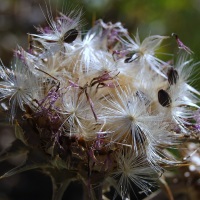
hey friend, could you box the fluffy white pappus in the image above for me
[116,58,138,77]
[133,68,167,106]
[35,53,72,83]
[173,54,200,99]
[99,86,161,152]
[0,60,41,121]
[162,55,200,132]
[28,7,82,60]
[30,9,82,43]
[64,32,105,74]
[146,143,180,173]
[80,120,114,142]
[15,46,70,84]
[85,51,118,77]
[148,120,181,146]
[120,32,169,77]
[58,86,96,135]
[142,120,183,172]
[112,148,156,198]
[164,86,197,133]
[15,46,44,71]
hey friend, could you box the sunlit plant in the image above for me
[0,5,199,200]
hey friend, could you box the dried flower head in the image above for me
[0,5,200,200]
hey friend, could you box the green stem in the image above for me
[82,181,103,200]
[52,179,72,200]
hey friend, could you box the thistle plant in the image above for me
[0,6,200,200]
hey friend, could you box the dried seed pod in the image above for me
[158,89,171,107]
[64,29,78,43]
[167,67,179,85]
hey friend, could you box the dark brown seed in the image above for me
[64,29,78,43]
[167,67,179,85]
[158,89,171,107]
[124,56,133,63]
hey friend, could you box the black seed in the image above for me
[158,89,171,107]
[124,57,133,63]
[167,67,179,85]
[64,29,78,43]
[46,39,57,43]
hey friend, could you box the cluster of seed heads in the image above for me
[0,7,199,200]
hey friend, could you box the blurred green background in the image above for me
[1,0,200,66]
[0,0,200,199]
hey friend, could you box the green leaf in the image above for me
[14,122,27,145]
[0,148,50,179]
[0,139,28,162]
